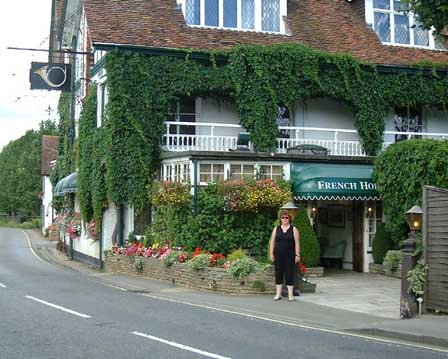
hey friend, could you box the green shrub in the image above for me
[155,184,278,256]
[44,227,49,238]
[407,259,427,297]
[227,257,259,278]
[134,256,145,272]
[227,248,247,262]
[128,231,137,244]
[294,207,320,267]
[372,223,393,264]
[374,139,448,244]
[163,251,182,268]
[383,250,402,272]
[187,254,212,271]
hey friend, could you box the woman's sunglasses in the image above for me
[281,216,289,219]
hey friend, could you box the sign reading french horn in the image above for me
[30,62,71,91]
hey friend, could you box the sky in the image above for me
[0,1,60,151]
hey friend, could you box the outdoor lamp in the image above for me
[281,201,299,222]
[405,205,423,231]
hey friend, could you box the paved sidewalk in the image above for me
[26,229,448,350]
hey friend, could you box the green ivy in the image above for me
[63,44,448,232]
[51,92,74,212]
[374,139,448,243]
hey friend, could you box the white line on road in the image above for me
[0,283,7,288]
[26,296,91,319]
[100,282,128,291]
[132,331,232,359]
[22,231,46,264]
[139,293,448,354]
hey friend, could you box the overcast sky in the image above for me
[0,0,60,151]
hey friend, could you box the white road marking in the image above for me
[132,331,232,359]
[22,231,46,264]
[101,282,128,291]
[0,283,7,288]
[26,296,91,319]
[139,293,448,354]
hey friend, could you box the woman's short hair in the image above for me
[279,209,290,221]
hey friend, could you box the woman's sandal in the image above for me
[273,296,282,301]
[288,297,295,302]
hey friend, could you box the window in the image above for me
[200,164,224,183]
[184,0,285,33]
[259,165,283,180]
[394,107,422,142]
[162,162,190,182]
[167,97,196,135]
[372,0,446,50]
[97,83,108,128]
[276,105,290,139]
[230,164,254,180]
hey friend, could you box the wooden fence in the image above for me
[423,186,448,313]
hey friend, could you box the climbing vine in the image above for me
[51,92,75,212]
[70,44,448,221]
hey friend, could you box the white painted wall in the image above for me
[294,98,358,141]
[72,198,100,259]
[42,176,54,233]
[384,106,448,144]
[196,97,241,136]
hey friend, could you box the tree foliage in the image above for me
[374,139,448,243]
[0,121,57,217]
[401,0,448,37]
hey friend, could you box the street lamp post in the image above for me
[400,205,423,319]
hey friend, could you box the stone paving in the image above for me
[299,269,401,319]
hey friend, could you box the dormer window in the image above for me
[183,0,287,34]
[368,0,446,50]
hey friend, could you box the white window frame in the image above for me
[366,0,445,50]
[96,79,108,128]
[181,0,287,34]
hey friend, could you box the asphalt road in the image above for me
[0,228,446,359]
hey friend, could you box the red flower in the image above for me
[210,253,225,265]
[299,262,307,274]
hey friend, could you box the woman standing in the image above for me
[269,209,300,301]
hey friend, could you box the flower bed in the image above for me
[104,252,316,294]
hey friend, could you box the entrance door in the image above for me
[352,201,364,272]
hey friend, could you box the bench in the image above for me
[287,144,329,155]
[321,240,347,269]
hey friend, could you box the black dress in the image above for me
[274,225,296,286]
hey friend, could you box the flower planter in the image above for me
[105,253,317,294]
[49,230,59,242]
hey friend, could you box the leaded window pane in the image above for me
[394,14,410,44]
[223,0,237,28]
[374,12,390,42]
[435,38,448,50]
[185,0,200,25]
[241,0,255,29]
[373,0,390,10]
[414,20,429,47]
[205,0,219,27]
[393,0,406,12]
[262,0,280,32]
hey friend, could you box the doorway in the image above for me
[352,201,364,272]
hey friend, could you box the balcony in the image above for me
[162,121,448,157]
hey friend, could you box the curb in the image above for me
[348,328,448,349]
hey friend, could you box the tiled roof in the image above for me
[41,135,59,176]
[83,0,448,66]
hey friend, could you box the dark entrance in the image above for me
[352,201,364,272]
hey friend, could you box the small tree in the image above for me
[372,223,393,264]
[294,207,320,267]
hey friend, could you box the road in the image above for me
[0,227,446,359]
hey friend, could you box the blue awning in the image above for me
[54,172,77,196]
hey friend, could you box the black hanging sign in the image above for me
[30,62,71,91]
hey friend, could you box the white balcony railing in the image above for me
[162,121,448,157]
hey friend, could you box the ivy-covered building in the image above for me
[51,0,448,271]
